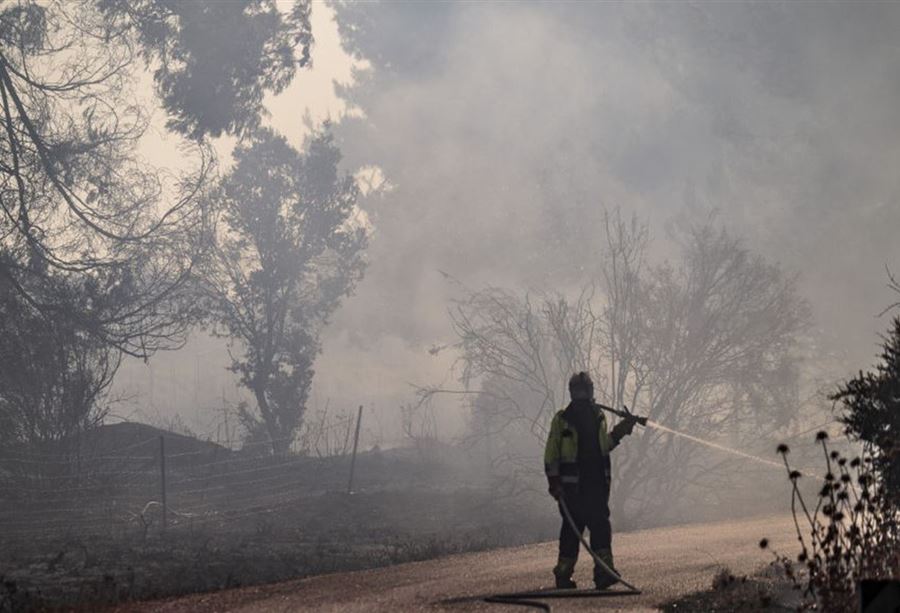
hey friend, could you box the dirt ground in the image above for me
[106,514,798,612]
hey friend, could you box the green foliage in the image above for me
[0,253,118,444]
[831,317,900,500]
[0,0,327,452]
[208,128,367,454]
[0,0,213,357]
[0,3,47,52]
[100,0,313,139]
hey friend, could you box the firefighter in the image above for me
[544,371,637,590]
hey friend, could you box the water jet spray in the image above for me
[598,403,814,476]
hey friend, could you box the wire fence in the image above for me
[0,423,415,547]
[0,413,853,552]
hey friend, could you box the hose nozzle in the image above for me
[597,403,648,426]
[630,414,649,427]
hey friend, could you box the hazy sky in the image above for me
[118,2,900,447]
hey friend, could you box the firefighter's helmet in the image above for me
[568,371,593,399]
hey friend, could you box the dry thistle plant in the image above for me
[761,432,899,611]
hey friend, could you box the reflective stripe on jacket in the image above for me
[544,402,616,484]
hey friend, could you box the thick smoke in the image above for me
[330,1,900,367]
[121,2,900,445]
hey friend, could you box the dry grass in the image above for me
[0,487,553,612]
[661,565,797,612]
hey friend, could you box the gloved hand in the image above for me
[611,417,636,443]
[548,476,563,500]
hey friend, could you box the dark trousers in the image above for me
[558,483,611,564]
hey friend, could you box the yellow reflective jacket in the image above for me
[544,402,617,484]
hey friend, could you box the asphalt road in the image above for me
[120,514,797,612]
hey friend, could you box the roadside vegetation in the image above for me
[760,310,900,611]
[661,565,799,612]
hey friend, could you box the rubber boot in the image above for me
[593,549,619,590]
[553,557,577,589]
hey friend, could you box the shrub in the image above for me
[763,435,899,611]
[831,316,900,502]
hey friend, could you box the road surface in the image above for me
[118,514,797,612]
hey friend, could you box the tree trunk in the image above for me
[253,385,284,455]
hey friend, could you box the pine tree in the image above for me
[832,316,900,499]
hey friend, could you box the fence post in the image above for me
[159,435,167,533]
[347,405,363,494]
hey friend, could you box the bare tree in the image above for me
[206,128,367,455]
[451,210,809,524]
[400,396,441,463]
[296,402,358,458]
[609,220,808,523]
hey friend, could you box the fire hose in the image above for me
[481,495,642,610]
[481,406,646,610]
[558,496,641,593]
